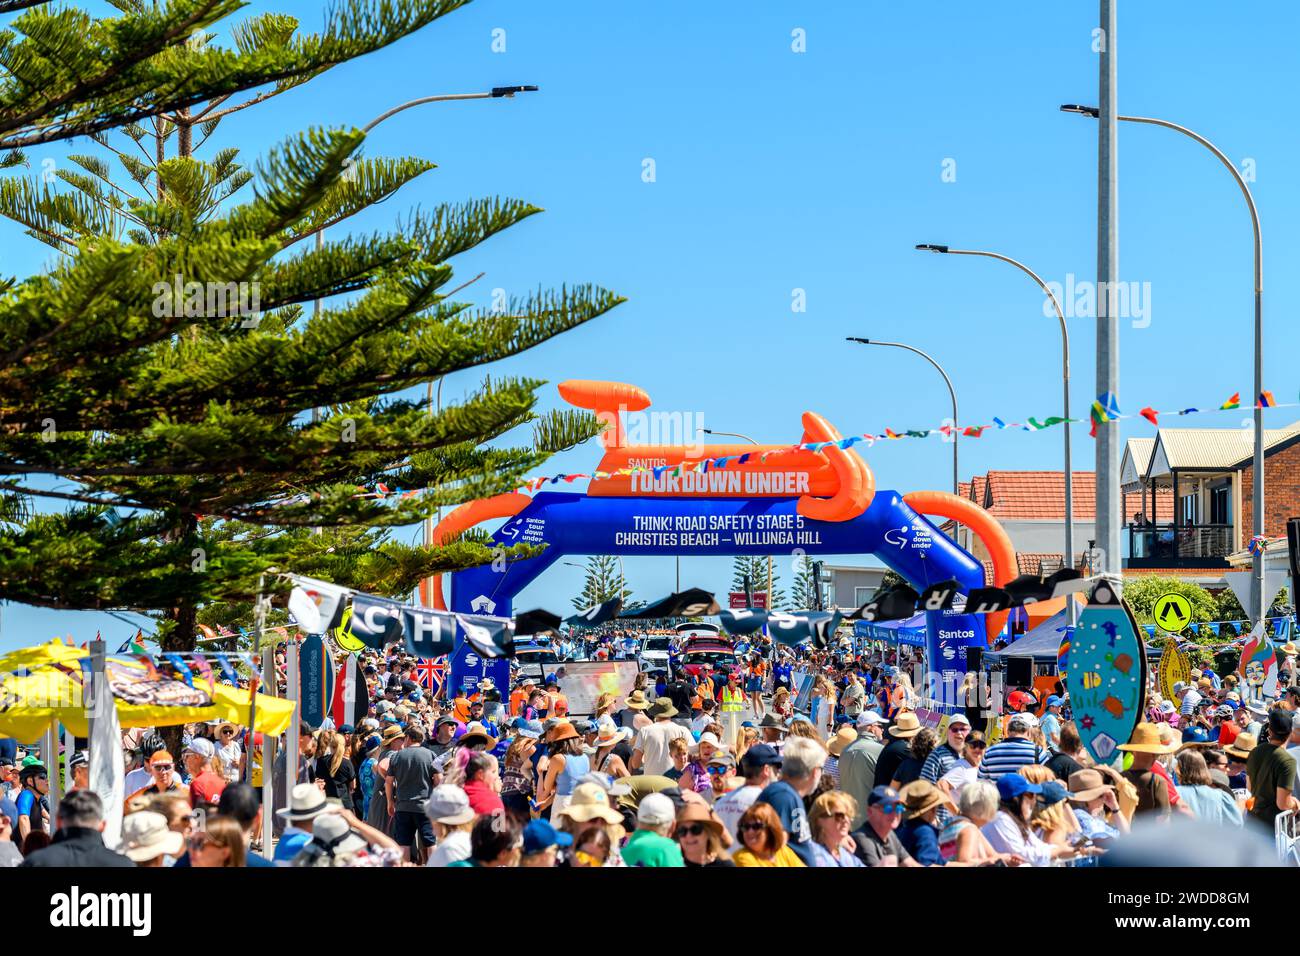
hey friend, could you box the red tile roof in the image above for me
[969,476,988,507]
[982,471,1096,521]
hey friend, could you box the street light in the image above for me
[846,337,959,496]
[1062,103,1265,622]
[916,244,1077,621]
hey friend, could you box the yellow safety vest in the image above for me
[720,686,745,713]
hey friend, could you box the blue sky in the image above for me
[3,1,1299,650]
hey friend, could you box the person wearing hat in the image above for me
[1040,696,1066,753]
[837,712,886,829]
[1225,732,1256,791]
[1117,723,1180,817]
[629,697,692,777]
[553,779,627,864]
[713,743,781,843]
[976,712,1050,782]
[621,792,684,867]
[894,780,951,866]
[1244,708,1298,827]
[273,782,337,864]
[703,750,739,806]
[424,714,459,764]
[873,711,922,789]
[981,774,1074,867]
[66,751,89,793]
[591,721,631,779]
[673,801,734,867]
[459,721,499,752]
[119,809,186,867]
[520,818,572,867]
[536,720,589,816]
[847,785,919,867]
[824,725,857,787]
[618,688,652,731]
[424,784,477,867]
[920,713,972,787]
[756,712,789,753]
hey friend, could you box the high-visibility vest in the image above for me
[720,686,745,713]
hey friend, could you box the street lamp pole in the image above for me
[916,245,1076,622]
[846,338,959,496]
[1062,103,1265,622]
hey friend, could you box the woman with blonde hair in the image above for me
[786,717,823,744]
[808,790,864,867]
[938,780,1014,865]
[592,692,617,722]
[315,731,356,812]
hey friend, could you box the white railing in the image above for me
[1274,809,1299,864]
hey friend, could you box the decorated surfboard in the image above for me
[329,653,368,728]
[1056,630,1071,693]
[1156,637,1191,703]
[1238,621,1277,705]
[1067,581,1147,765]
[299,634,336,729]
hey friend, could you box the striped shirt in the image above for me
[920,743,962,783]
[977,737,1050,780]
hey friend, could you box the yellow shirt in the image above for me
[733,845,807,868]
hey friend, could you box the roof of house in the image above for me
[969,475,988,507]
[957,480,971,500]
[1147,420,1300,474]
[981,471,1097,521]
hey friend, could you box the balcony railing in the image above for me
[1127,523,1234,568]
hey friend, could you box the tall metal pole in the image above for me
[846,338,959,496]
[702,429,768,604]
[915,247,1076,622]
[1096,0,1122,587]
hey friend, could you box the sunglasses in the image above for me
[739,822,766,832]
[875,802,905,815]
[675,823,708,838]
[705,765,731,775]
[221,729,235,735]
[151,764,173,772]
[187,833,210,852]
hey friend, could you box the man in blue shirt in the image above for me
[757,736,825,866]
[1040,696,1065,754]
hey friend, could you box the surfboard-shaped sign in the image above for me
[1157,637,1191,702]
[330,653,368,728]
[299,634,336,729]
[1067,581,1147,765]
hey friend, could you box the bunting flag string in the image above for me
[1140,617,1295,642]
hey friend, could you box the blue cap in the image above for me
[1039,781,1069,805]
[1045,695,1065,708]
[338,724,355,735]
[1182,726,1211,745]
[522,819,572,855]
[544,674,558,686]
[867,785,902,809]
[517,720,543,740]
[740,721,755,729]
[739,744,782,771]
[997,775,1043,801]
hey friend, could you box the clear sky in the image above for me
[3,0,1299,651]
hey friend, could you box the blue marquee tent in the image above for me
[854,614,926,649]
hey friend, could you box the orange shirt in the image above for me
[509,688,529,717]
[549,692,569,717]
[452,695,472,723]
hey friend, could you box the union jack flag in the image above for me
[414,657,446,694]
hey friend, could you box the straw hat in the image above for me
[1116,722,1180,755]
[594,692,617,714]
[898,780,947,819]
[1066,768,1115,803]
[888,711,923,739]
[380,724,404,744]
[623,690,650,710]
[827,726,859,757]
[674,801,733,849]
[275,783,335,822]
[1225,733,1257,761]
[593,724,630,749]
[459,721,498,749]
[555,782,622,824]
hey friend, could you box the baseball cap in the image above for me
[946,713,971,728]
[68,751,88,770]
[1173,681,1189,695]
[867,785,901,808]
[522,819,572,856]
[707,751,737,769]
[1045,695,1065,708]
[183,738,215,759]
[1007,713,1034,732]
[637,793,676,827]
[856,711,887,729]
[1267,708,1293,740]
[997,775,1042,801]
[739,744,782,773]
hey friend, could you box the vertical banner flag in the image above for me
[288,575,349,635]
[1238,621,1278,705]
[330,654,367,728]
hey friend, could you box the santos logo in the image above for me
[50,887,152,936]
[938,629,976,642]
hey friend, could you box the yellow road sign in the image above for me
[331,605,368,653]
[1153,592,1192,633]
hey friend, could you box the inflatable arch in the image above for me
[423,381,1016,709]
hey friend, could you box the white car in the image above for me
[637,635,672,674]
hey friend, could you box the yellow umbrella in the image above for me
[0,638,87,676]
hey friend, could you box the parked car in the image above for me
[679,637,740,679]
[637,635,672,674]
